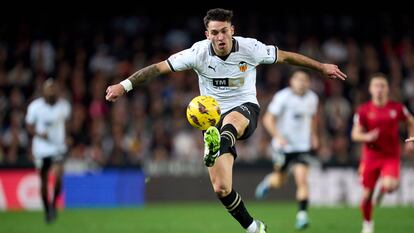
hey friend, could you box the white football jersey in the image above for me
[167,36,277,113]
[25,98,71,158]
[267,87,318,153]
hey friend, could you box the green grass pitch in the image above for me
[1,202,413,233]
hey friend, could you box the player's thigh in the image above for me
[208,154,234,192]
[380,158,400,191]
[222,111,249,138]
[220,103,259,140]
[293,163,309,187]
[359,160,381,190]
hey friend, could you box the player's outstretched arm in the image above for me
[276,50,347,80]
[105,61,172,102]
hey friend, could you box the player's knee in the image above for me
[213,184,232,197]
[271,179,283,189]
[382,178,399,193]
[362,188,374,200]
[382,184,398,193]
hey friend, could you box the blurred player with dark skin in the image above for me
[106,8,346,233]
[26,79,71,223]
[351,73,414,233]
[255,70,319,230]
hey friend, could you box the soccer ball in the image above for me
[186,95,221,130]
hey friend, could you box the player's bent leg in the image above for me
[381,176,399,193]
[221,111,249,138]
[209,154,265,232]
[375,158,400,205]
[374,176,399,207]
[269,169,287,188]
[204,111,249,167]
[293,164,309,230]
[255,171,286,199]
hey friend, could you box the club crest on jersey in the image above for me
[390,109,397,119]
[238,61,247,72]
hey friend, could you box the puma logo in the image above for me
[208,65,216,72]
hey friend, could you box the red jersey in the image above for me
[355,100,409,159]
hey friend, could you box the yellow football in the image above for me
[186,95,221,130]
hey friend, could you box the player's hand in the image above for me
[311,136,320,150]
[365,128,380,142]
[404,140,414,153]
[105,84,126,102]
[37,132,48,140]
[321,64,347,81]
[405,136,414,143]
[274,135,288,148]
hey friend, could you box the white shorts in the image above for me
[34,154,65,169]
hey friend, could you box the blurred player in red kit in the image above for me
[351,73,414,233]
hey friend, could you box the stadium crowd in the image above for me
[0,12,413,171]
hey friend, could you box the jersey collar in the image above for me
[209,38,239,60]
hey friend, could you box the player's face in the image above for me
[369,77,389,102]
[290,71,310,95]
[205,21,234,56]
[43,83,58,105]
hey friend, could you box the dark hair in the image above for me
[203,8,233,29]
[289,68,311,79]
[369,72,389,84]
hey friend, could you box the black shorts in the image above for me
[215,102,260,158]
[272,150,312,173]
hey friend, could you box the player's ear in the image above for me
[205,30,209,39]
[231,25,235,36]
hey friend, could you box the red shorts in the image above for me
[359,157,400,190]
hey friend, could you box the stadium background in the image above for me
[0,6,414,233]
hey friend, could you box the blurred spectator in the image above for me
[7,60,32,87]
[89,44,116,75]
[324,80,352,135]
[30,37,55,74]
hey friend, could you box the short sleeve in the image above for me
[267,92,284,116]
[25,102,36,125]
[252,39,277,65]
[167,47,197,72]
[354,106,366,127]
[64,100,72,120]
[399,104,411,121]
